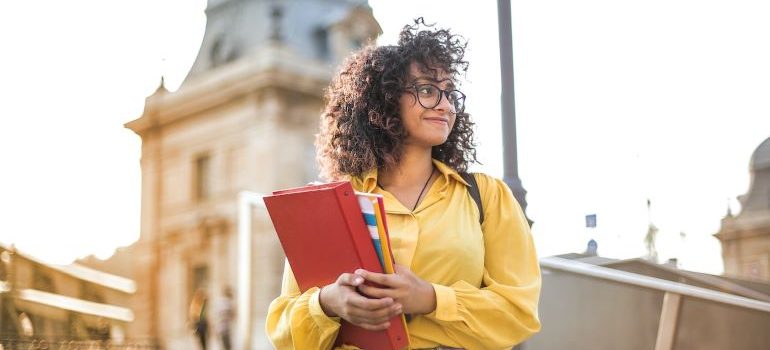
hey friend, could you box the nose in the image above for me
[433,90,455,114]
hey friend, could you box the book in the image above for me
[356,194,396,273]
[264,181,409,350]
[366,194,409,333]
[357,194,385,268]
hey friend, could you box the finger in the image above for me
[343,295,400,321]
[357,284,398,299]
[347,309,393,325]
[348,304,401,324]
[347,293,394,311]
[336,273,364,287]
[355,269,398,287]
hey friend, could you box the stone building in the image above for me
[0,244,137,346]
[123,1,380,348]
[716,136,770,281]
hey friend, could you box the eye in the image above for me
[416,85,437,96]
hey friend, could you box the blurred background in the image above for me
[1,0,769,349]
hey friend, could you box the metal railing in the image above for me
[0,338,159,350]
[540,256,770,350]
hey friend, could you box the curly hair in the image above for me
[316,18,477,181]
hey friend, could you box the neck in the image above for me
[378,145,434,189]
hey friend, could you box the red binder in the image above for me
[264,181,409,350]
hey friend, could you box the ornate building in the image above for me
[716,137,770,281]
[1,244,138,347]
[123,1,380,349]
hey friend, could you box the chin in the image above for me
[430,136,450,146]
[406,132,451,147]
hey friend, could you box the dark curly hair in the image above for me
[316,18,477,181]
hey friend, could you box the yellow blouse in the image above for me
[266,160,541,349]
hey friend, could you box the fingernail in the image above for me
[355,269,365,276]
[354,277,363,284]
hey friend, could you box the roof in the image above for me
[182,0,380,86]
[750,136,770,171]
[731,136,770,215]
[0,244,136,294]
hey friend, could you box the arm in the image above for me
[265,262,342,350]
[266,261,403,349]
[428,175,541,348]
[357,175,541,349]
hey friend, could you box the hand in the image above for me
[319,273,403,331]
[354,264,437,315]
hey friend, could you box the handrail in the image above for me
[15,288,134,322]
[540,256,770,313]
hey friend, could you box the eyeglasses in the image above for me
[405,83,466,114]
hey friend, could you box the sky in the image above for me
[2,0,769,275]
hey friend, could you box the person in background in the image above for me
[266,18,541,349]
[216,286,235,350]
[189,288,209,350]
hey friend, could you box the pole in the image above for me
[498,0,532,226]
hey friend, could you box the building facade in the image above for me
[123,1,380,348]
[1,244,139,347]
[716,137,770,281]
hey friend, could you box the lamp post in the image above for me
[498,0,532,226]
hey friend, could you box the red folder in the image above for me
[264,181,409,350]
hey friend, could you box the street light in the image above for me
[498,0,533,227]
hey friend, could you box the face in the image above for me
[399,62,458,148]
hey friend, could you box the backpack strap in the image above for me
[460,172,484,225]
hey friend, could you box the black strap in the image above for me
[460,172,484,225]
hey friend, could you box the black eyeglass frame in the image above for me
[404,83,466,114]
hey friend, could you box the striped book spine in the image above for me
[357,194,384,268]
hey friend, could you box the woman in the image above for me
[267,19,541,349]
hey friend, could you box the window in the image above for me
[314,28,330,60]
[32,267,55,293]
[192,265,209,292]
[194,154,212,201]
[80,280,105,303]
[350,37,363,51]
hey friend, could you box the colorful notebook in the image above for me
[357,194,385,268]
[264,181,409,350]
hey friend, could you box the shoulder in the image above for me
[468,172,523,212]
[468,172,510,197]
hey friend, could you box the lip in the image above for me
[424,117,449,125]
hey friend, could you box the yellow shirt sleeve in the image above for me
[423,175,542,349]
[266,261,342,350]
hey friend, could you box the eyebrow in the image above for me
[411,76,456,89]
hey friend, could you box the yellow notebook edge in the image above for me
[370,197,395,274]
[369,196,410,343]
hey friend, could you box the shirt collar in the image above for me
[432,159,470,187]
[352,159,470,192]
